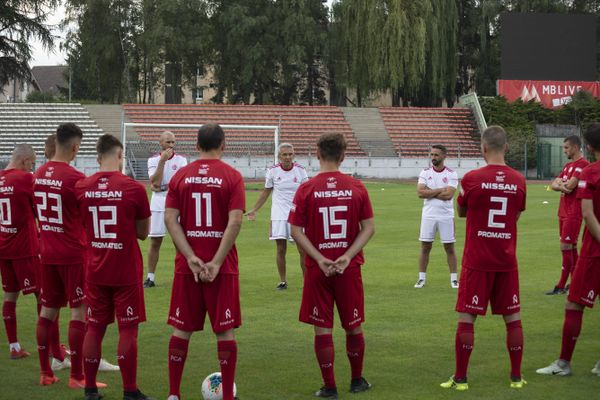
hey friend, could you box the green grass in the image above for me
[1,181,600,400]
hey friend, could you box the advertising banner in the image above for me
[497,80,600,108]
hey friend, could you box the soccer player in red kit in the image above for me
[546,135,589,295]
[33,123,105,389]
[76,134,153,400]
[288,133,375,399]
[537,123,600,377]
[165,124,244,400]
[0,144,38,359]
[441,126,527,391]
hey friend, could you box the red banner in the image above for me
[497,80,600,108]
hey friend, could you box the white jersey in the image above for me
[148,152,188,211]
[265,162,308,220]
[418,166,458,219]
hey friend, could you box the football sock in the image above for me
[454,322,474,381]
[69,320,86,380]
[168,335,189,397]
[83,324,106,389]
[147,273,155,281]
[217,340,237,400]
[419,272,426,281]
[2,301,17,345]
[571,248,579,278]
[450,273,458,282]
[506,320,524,378]
[36,316,54,376]
[36,303,42,315]
[346,333,365,380]
[117,325,139,392]
[557,249,575,288]
[559,309,583,362]
[315,334,336,388]
[50,314,63,361]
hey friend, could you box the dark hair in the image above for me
[482,125,507,152]
[564,135,582,148]
[96,134,123,156]
[583,123,600,151]
[431,144,447,154]
[197,124,224,151]
[317,132,347,162]
[56,123,83,146]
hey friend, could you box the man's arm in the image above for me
[417,183,443,199]
[333,218,375,274]
[245,188,273,219]
[291,224,335,276]
[435,186,456,201]
[582,199,600,243]
[562,176,580,193]
[135,218,150,240]
[165,207,206,282]
[204,209,243,281]
[149,149,173,192]
[551,177,566,192]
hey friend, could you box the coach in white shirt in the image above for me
[415,144,459,289]
[145,131,187,288]
[246,143,309,290]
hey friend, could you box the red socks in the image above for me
[2,301,17,344]
[118,326,139,392]
[168,336,189,397]
[36,317,54,376]
[506,320,524,378]
[83,325,106,389]
[454,322,474,380]
[560,309,584,362]
[315,334,336,388]
[558,249,578,288]
[69,320,86,380]
[50,314,63,361]
[218,340,238,400]
[346,333,365,380]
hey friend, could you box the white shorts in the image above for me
[419,217,455,244]
[149,211,166,237]
[270,220,293,241]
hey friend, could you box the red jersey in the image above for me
[165,159,245,275]
[76,171,151,286]
[557,157,589,219]
[576,161,600,257]
[33,161,86,265]
[0,169,38,259]
[288,171,374,269]
[457,165,526,272]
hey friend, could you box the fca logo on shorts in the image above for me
[76,287,83,297]
[23,279,30,287]
[472,295,479,305]
[313,307,319,316]
[225,309,231,320]
[353,308,359,318]
[175,307,180,318]
[512,294,519,304]
[126,306,134,317]
[588,290,595,300]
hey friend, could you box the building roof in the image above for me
[31,65,67,95]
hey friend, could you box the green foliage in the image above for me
[25,90,56,102]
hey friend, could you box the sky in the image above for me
[30,0,336,67]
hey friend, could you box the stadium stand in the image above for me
[379,107,481,158]
[0,103,104,158]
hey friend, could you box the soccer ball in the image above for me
[201,372,237,400]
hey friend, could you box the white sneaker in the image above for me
[167,396,180,400]
[414,279,426,288]
[98,358,120,372]
[592,360,600,376]
[451,280,459,289]
[536,359,572,376]
[51,357,71,371]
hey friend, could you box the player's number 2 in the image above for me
[0,198,11,225]
[318,206,348,240]
[488,196,508,229]
[88,206,117,239]
[192,192,213,227]
[34,192,63,224]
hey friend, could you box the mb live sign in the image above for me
[497,80,600,108]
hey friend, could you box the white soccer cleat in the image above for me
[414,279,426,288]
[592,360,600,376]
[51,357,71,371]
[98,358,120,372]
[451,280,459,289]
[536,359,572,376]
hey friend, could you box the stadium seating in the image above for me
[122,104,366,157]
[0,103,104,158]
[379,107,481,158]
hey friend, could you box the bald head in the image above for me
[159,131,176,151]
[8,144,36,172]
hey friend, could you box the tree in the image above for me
[0,0,58,90]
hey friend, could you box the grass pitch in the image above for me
[1,181,599,400]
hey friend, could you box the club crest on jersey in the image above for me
[172,164,178,170]
[442,177,448,184]
[327,177,337,189]
[198,164,210,175]
[496,171,506,182]
[45,167,54,178]
[568,166,573,173]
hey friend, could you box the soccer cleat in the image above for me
[51,356,71,371]
[143,278,155,288]
[69,377,108,389]
[440,376,468,391]
[314,386,338,399]
[451,280,459,289]
[536,359,572,376]
[40,374,60,386]
[10,348,30,359]
[545,286,566,295]
[123,389,156,400]
[99,358,120,371]
[414,279,426,288]
[166,396,179,400]
[85,390,105,400]
[350,377,372,393]
[276,281,288,290]
[591,360,600,376]
[510,377,527,389]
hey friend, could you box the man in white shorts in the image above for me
[246,143,308,290]
[415,144,459,289]
[145,131,187,288]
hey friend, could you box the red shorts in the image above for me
[0,257,40,295]
[456,268,520,315]
[40,264,85,308]
[559,217,582,244]
[85,282,146,327]
[299,266,364,330]
[568,256,600,307]
[167,273,241,334]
